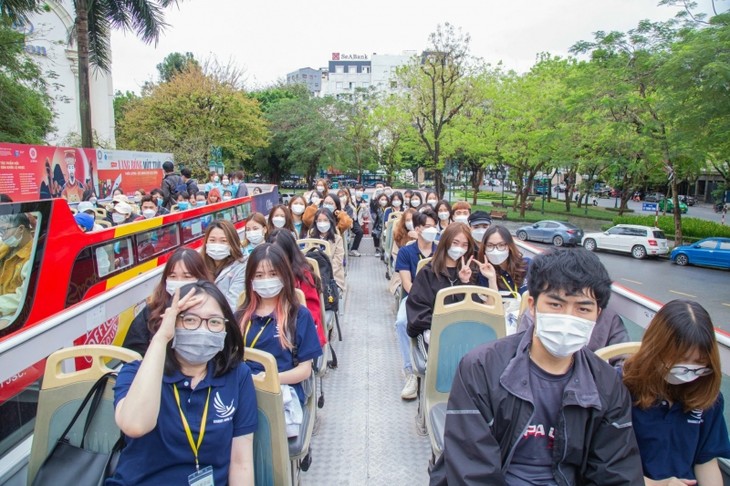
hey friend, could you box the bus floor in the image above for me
[303,237,431,485]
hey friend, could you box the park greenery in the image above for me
[1,1,729,244]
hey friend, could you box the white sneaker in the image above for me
[401,373,418,400]
[349,250,361,257]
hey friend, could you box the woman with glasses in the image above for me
[475,225,530,298]
[622,299,730,485]
[109,281,256,485]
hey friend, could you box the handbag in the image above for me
[32,372,124,486]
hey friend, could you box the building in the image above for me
[286,51,417,99]
[11,0,116,146]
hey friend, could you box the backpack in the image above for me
[163,174,185,202]
[306,247,338,312]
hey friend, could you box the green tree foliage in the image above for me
[0,18,53,143]
[367,93,415,185]
[112,90,138,135]
[116,68,268,178]
[157,51,200,83]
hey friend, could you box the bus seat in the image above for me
[287,373,316,463]
[383,215,400,278]
[93,207,108,219]
[27,345,142,486]
[425,286,505,460]
[594,342,641,361]
[96,220,112,228]
[517,291,530,320]
[246,347,293,486]
[297,238,333,258]
[416,257,432,275]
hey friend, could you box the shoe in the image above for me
[374,249,382,257]
[401,373,418,400]
[349,250,361,257]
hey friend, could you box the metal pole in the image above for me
[541,193,545,215]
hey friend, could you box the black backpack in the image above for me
[163,174,185,202]
[306,247,338,312]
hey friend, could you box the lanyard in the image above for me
[244,318,272,349]
[500,274,520,299]
[172,384,211,472]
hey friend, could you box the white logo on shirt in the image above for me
[688,409,703,425]
[214,392,235,419]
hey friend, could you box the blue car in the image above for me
[670,237,730,269]
[515,220,584,247]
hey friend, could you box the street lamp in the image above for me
[497,167,506,207]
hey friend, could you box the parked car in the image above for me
[516,220,584,247]
[644,192,665,202]
[670,237,730,269]
[678,195,696,206]
[658,198,688,214]
[581,224,669,259]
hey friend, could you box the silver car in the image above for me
[581,224,669,259]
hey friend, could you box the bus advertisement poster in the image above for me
[95,149,168,199]
[0,143,95,203]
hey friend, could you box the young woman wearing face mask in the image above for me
[308,208,346,292]
[269,229,326,347]
[301,190,325,231]
[406,223,477,343]
[242,212,268,257]
[311,193,352,234]
[435,200,452,234]
[622,300,730,485]
[409,191,423,209]
[384,191,405,222]
[266,204,296,237]
[313,179,329,198]
[424,190,439,209]
[288,195,309,238]
[172,192,190,212]
[109,281,256,486]
[403,190,413,209]
[205,171,221,193]
[338,188,364,257]
[202,220,247,310]
[372,193,390,257]
[123,249,213,356]
[207,187,222,205]
[236,244,323,406]
[476,225,530,297]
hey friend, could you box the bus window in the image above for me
[181,215,213,243]
[0,211,42,332]
[95,238,133,277]
[216,208,235,222]
[136,224,180,261]
[236,202,251,221]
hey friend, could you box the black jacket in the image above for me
[406,263,466,338]
[429,330,643,485]
[161,172,183,208]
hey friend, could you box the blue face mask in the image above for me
[177,201,189,210]
[196,201,206,207]
[156,198,163,207]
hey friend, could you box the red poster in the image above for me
[94,149,167,199]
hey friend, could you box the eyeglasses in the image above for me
[485,243,508,251]
[669,365,712,377]
[177,313,228,333]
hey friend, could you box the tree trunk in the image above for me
[76,0,93,148]
[433,142,445,198]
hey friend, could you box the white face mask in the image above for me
[222,195,232,202]
[311,196,321,206]
[379,199,388,207]
[421,227,438,242]
[142,209,156,219]
[246,229,264,245]
[252,277,284,299]
[112,213,126,224]
[316,221,331,233]
[486,248,509,265]
[213,176,220,183]
[206,243,231,260]
[411,199,421,207]
[323,203,336,213]
[291,204,305,215]
[222,179,230,186]
[165,279,191,296]
[428,200,438,208]
[405,221,414,231]
[392,200,402,208]
[454,215,469,224]
[438,211,450,221]
[272,216,286,228]
[355,190,364,199]
[472,228,487,242]
[535,312,595,358]
[448,246,467,261]
[664,364,709,385]
[316,185,325,193]
[3,230,21,248]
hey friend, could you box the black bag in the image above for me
[32,372,124,486]
[306,247,339,312]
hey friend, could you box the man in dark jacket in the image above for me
[160,161,183,208]
[430,248,643,485]
[180,168,199,197]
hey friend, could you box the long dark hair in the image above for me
[477,225,527,291]
[147,248,213,335]
[268,228,321,291]
[151,280,243,377]
[202,219,244,277]
[236,244,300,350]
[431,223,475,278]
[266,204,295,233]
[309,208,337,242]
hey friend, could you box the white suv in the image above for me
[581,224,669,259]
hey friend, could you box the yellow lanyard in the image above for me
[500,274,520,299]
[244,318,272,349]
[172,384,211,472]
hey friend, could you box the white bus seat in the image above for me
[594,341,641,361]
[96,220,112,228]
[246,347,294,486]
[27,345,142,485]
[425,286,505,460]
[93,207,108,219]
[416,257,432,275]
[297,238,333,258]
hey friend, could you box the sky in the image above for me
[109,0,716,94]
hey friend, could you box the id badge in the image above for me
[188,466,214,486]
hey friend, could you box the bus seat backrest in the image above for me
[594,342,641,361]
[27,345,142,486]
[416,257,432,275]
[297,238,333,258]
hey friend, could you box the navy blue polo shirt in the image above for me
[107,360,258,486]
[633,392,730,480]
[395,242,436,296]
[244,305,322,403]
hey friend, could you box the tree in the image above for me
[112,90,138,135]
[368,93,414,185]
[117,68,268,178]
[0,18,53,143]
[157,51,199,82]
[397,23,476,198]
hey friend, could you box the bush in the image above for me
[611,215,730,239]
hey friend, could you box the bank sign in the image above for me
[332,52,369,61]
